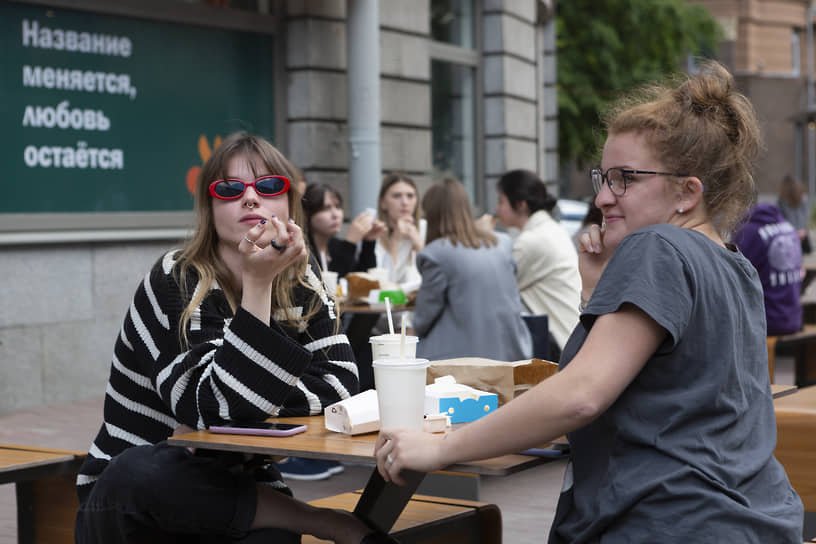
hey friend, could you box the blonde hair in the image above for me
[175,131,318,345]
[423,178,497,248]
[602,61,761,237]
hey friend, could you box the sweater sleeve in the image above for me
[328,238,357,277]
[135,255,357,428]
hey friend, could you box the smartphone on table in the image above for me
[208,422,308,437]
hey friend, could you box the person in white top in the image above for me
[374,173,426,292]
[485,169,581,355]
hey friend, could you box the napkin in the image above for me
[424,375,498,424]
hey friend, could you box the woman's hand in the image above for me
[240,217,306,281]
[238,217,307,324]
[374,428,447,485]
[577,223,615,305]
[475,213,496,232]
[346,211,387,243]
[395,217,424,252]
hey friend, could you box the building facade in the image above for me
[692,0,812,197]
[0,0,557,414]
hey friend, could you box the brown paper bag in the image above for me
[426,357,559,405]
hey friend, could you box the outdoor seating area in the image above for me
[0,396,567,544]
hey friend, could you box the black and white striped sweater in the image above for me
[77,250,358,502]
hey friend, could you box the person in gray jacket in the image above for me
[413,178,532,361]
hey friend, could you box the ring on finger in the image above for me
[268,239,287,253]
[244,235,256,245]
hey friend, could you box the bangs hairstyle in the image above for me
[175,131,317,345]
[302,183,343,245]
[423,178,497,248]
[602,60,761,237]
[378,173,421,228]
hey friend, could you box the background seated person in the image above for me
[413,178,532,361]
[733,202,803,336]
[302,183,385,279]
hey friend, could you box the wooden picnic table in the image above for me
[169,415,563,533]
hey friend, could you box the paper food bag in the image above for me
[324,390,380,435]
[427,357,558,405]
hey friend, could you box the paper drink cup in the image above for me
[322,271,338,296]
[373,357,429,430]
[369,334,418,361]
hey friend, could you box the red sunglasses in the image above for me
[209,175,290,200]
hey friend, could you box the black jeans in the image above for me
[75,442,300,544]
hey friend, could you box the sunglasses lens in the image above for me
[213,180,246,199]
[255,176,287,196]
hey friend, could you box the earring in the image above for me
[678,207,684,214]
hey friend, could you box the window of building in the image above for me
[792,29,801,76]
[429,0,482,207]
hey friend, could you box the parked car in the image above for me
[555,198,590,237]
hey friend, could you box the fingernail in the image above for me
[260,219,266,225]
[288,218,294,223]
[594,245,601,252]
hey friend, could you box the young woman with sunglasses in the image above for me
[374,62,803,542]
[75,132,393,544]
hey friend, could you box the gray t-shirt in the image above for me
[550,224,803,543]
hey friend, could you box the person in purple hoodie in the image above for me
[734,202,803,335]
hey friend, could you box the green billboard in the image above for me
[0,2,276,215]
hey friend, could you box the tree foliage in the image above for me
[557,0,722,166]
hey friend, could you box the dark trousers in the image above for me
[75,442,300,544]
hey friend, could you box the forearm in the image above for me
[438,369,596,466]
[241,279,273,326]
[439,307,662,466]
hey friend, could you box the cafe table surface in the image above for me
[168,415,564,533]
[167,415,557,476]
[772,383,798,399]
[337,300,414,315]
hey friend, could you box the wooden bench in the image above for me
[769,324,816,385]
[774,386,816,540]
[304,490,501,544]
[0,444,85,544]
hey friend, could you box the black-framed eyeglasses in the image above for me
[590,168,689,196]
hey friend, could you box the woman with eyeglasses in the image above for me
[75,132,393,544]
[374,62,803,542]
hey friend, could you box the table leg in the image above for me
[353,468,426,533]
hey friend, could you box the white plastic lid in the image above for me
[369,334,419,345]
[372,357,429,368]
